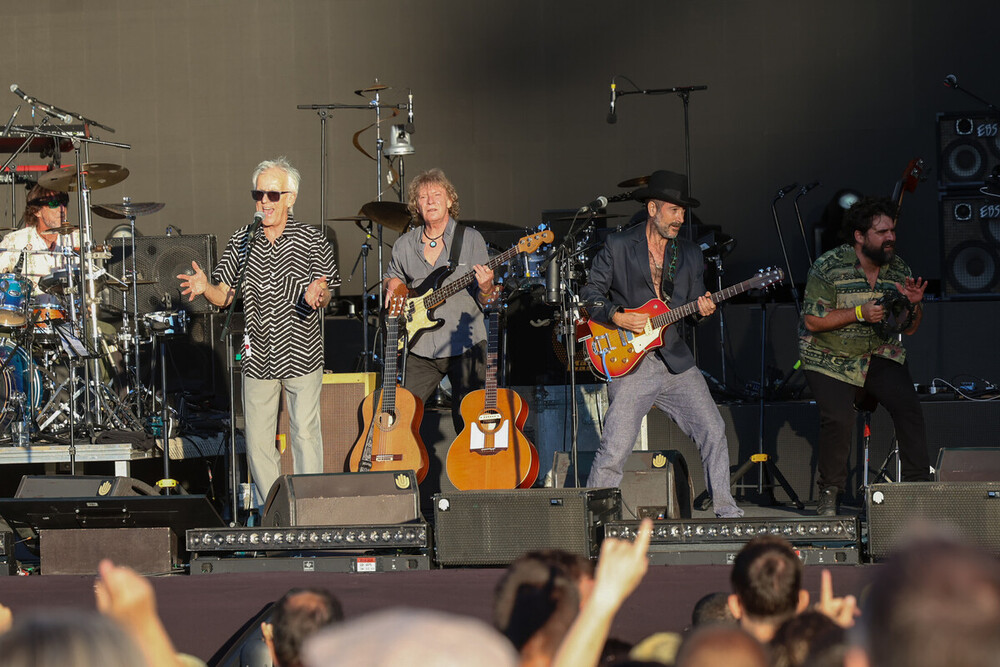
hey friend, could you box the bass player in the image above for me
[579,169,743,518]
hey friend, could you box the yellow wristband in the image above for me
[855,305,864,322]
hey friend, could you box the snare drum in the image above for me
[0,273,31,327]
[32,305,67,343]
[0,339,44,431]
[144,310,188,336]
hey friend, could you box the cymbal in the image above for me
[617,175,649,188]
[358,201,411,233]
[325,215,370,223]
[47,225,79,235]
[38,163,129,192]
[464,220,519,232]
[92,202,165,219]
[355,84,389,96]
[38,268,108,295]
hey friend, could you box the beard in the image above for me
[861,240,894,265]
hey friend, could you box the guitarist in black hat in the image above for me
[580,170,742,518]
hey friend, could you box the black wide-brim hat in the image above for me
[631,170,700,208]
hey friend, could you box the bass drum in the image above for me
[0,339,44,432]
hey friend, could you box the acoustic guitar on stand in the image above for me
[580,268,784,379]
[348,285,429,482]
[446,305,538,490]
[400,230,553,348]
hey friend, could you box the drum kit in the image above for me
[0,163,182,446]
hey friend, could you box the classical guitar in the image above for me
[581,268,784,379]
[400,230,553,348]
[446,306,539,490]
[348,286,429,482]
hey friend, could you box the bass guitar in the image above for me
[400,230,553,348]
[581,268,784,379]
[446,306,538,490]
[348,286,429,482]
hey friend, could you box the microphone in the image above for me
[579,195,608,214]
[545,251,561,305]
[9,84,72,123]
[1,104,19,137]
[405,90,415,134]
[944,74,958,88]
[606,80,617,124]
[776,183,799,198]
[799,181,820,195]
[248,211,265,237]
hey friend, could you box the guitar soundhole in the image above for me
[375,412,396,430]
[477,410,501,433]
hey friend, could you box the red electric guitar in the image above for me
[891,157,925,221]
[445,307,538,490]
[348,285,429,482]
[581,268,784,379]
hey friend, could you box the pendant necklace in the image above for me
[424,228,445,248]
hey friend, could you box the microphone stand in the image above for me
[792,185,818,266]
[943,76,999,113]
[770,188,802,316]
[219,223,258,343]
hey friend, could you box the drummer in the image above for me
[0,183,80,291]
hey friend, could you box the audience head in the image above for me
[263,588,344,667]
[691,591,737,627]
[770,610,845,667]
[0,609,148,667]
[728,536,808,641]
[847,534,1000,667]
[301,607,517,667]
[493,550,581,660]
[675,624,768,667]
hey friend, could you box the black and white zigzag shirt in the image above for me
[214,216,339,380]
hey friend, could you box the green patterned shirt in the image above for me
[798,244,911,386]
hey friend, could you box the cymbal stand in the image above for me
[347,223,376,371]
[770,188,802,316]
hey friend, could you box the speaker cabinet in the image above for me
[40,527,176,575]
[867,482,1000,560]
[940,191,1000,297]
[104,234,217,314]
[936,448,1000,482]
[275,372,376,475]
[937,113,1000,188]
[432,487,621,566]
[551,450,694,519]
[15,475,156,498]
[261,471,420,527]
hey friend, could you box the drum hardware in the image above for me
[91,201,165,219]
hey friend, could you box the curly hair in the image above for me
[842,196,897,244]
[406,168,460,221]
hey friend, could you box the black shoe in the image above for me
[817,487,839,516]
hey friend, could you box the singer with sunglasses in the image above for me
[0,184,79,288]
[178,157,339,508]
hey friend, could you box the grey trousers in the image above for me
[586,357,743,518]
[243,367,324,506]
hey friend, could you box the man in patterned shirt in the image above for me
[799,196,930,516]
[178,157,338,506]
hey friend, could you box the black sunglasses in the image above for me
[251,190,292,202]
[30,194,70,209]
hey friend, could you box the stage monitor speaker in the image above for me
[551,450,694,520]
[261,471,420,527]
[15,475,158,498]
[432,488,621,566]
[940,191,1000,297]
[936,448,1000,482]
[937,113,1000,188]
[276,372,375,476]
[40,527,176,575]
[104,234,218,314]
[867,481,1000,560]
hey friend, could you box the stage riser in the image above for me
[40,527,176,575]
[191,554,430,574]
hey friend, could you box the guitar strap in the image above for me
[448,222,466,270]
[359,387,382,472]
